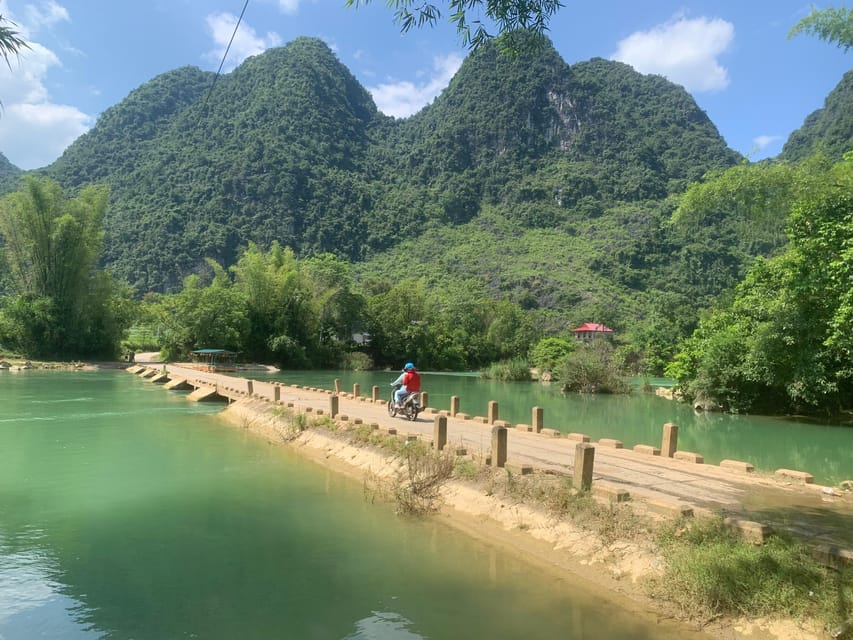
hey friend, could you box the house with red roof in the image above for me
[571,323,614,341]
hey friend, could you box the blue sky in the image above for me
[0,0,849,170]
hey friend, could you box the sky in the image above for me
[0,0,849,170]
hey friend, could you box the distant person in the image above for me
[391,362,420,408]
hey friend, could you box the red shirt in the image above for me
[402,370,420,392]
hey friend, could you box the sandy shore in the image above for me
[216,397,827,640]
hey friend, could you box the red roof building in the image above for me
[571,323,614,341]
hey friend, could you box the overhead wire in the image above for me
[201,0,250,112]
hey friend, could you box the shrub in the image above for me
[481,357,531,381]
[559,340,629,393]
[529,337,575,376]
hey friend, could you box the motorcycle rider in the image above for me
[391,362,420,408]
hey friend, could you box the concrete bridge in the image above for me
[126,363,853,559]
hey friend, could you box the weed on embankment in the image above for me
[649,517,853,629]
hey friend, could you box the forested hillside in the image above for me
[7,35,846,372]
[38,37,741,296]
[780,69,853,162]
[0,152,21,193]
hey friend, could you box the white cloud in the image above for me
[204,13,282,71]
[0,101,90,169]
[24,0,70,32]
[368,53,463,118]
[0,5,93,169]
[753,134,782,150]
[611,16,734,92]
[277,0,300,15]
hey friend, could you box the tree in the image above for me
[0,177,132,358]
[667,153,853,414]
[788,6,853,52]
[0,15,28,69]
[344,0,563,52]
[157,261,249,362]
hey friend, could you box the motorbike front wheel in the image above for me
[387,399,397,417]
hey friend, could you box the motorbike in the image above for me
[388,382,421,421]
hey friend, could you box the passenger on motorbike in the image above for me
[391,362,420,408]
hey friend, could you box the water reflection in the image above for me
[0,533,99,639]
[343,611,424,640]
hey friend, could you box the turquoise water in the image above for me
[251,370,853,485]
[0,370,698,639]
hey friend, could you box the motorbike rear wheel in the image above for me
[403,402,418,421]
[387,398,397,417]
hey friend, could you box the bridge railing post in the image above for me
[450,396,459,417]
[662,422,678,458]
[488,400,499,425]
[532,406,543,433]
[573,443,595,492]
[434,415,447,451]
[490,425,507,467]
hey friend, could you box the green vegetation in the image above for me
[781,69,853,163]
[0,15,28,68]
[667,154,853,414]
[560,340,630,394]
[0,26,849,412]
[481,357,531,381]
[345,0,562,52]
[0,177,132,358]
[788,5,853,52]
[652,518,853,627]
[530,336,575,374]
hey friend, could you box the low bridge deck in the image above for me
[127,363,853,556]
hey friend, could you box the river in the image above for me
[251,370,853,486]
[1,369,704,639]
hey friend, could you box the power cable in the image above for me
[201,0,250,112]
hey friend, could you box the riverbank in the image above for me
[217,396,838,640]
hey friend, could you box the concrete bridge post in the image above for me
[353,383,360,399]
[532,406,543,433]
[420,391,428,409]
[662,422,679,458]
[334,379,342,394]
[573,443,595,491]
[330,395,339,419]
[490,425,507,467]
[488,401,499,425]
[433,415,447,451]
[450,396,460,417]
[372,385,379,402]
[273,386,280,402]
[246,380,253,396]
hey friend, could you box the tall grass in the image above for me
[650,517,853,626]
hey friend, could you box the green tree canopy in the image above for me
[345,0,563,51]
[0,177,132,358]
[788,6,853,52]
[667,153,853,414]
[0,15,28,69]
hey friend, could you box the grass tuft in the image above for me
[650,517,853,626]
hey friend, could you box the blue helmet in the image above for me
[404,362,415,371]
